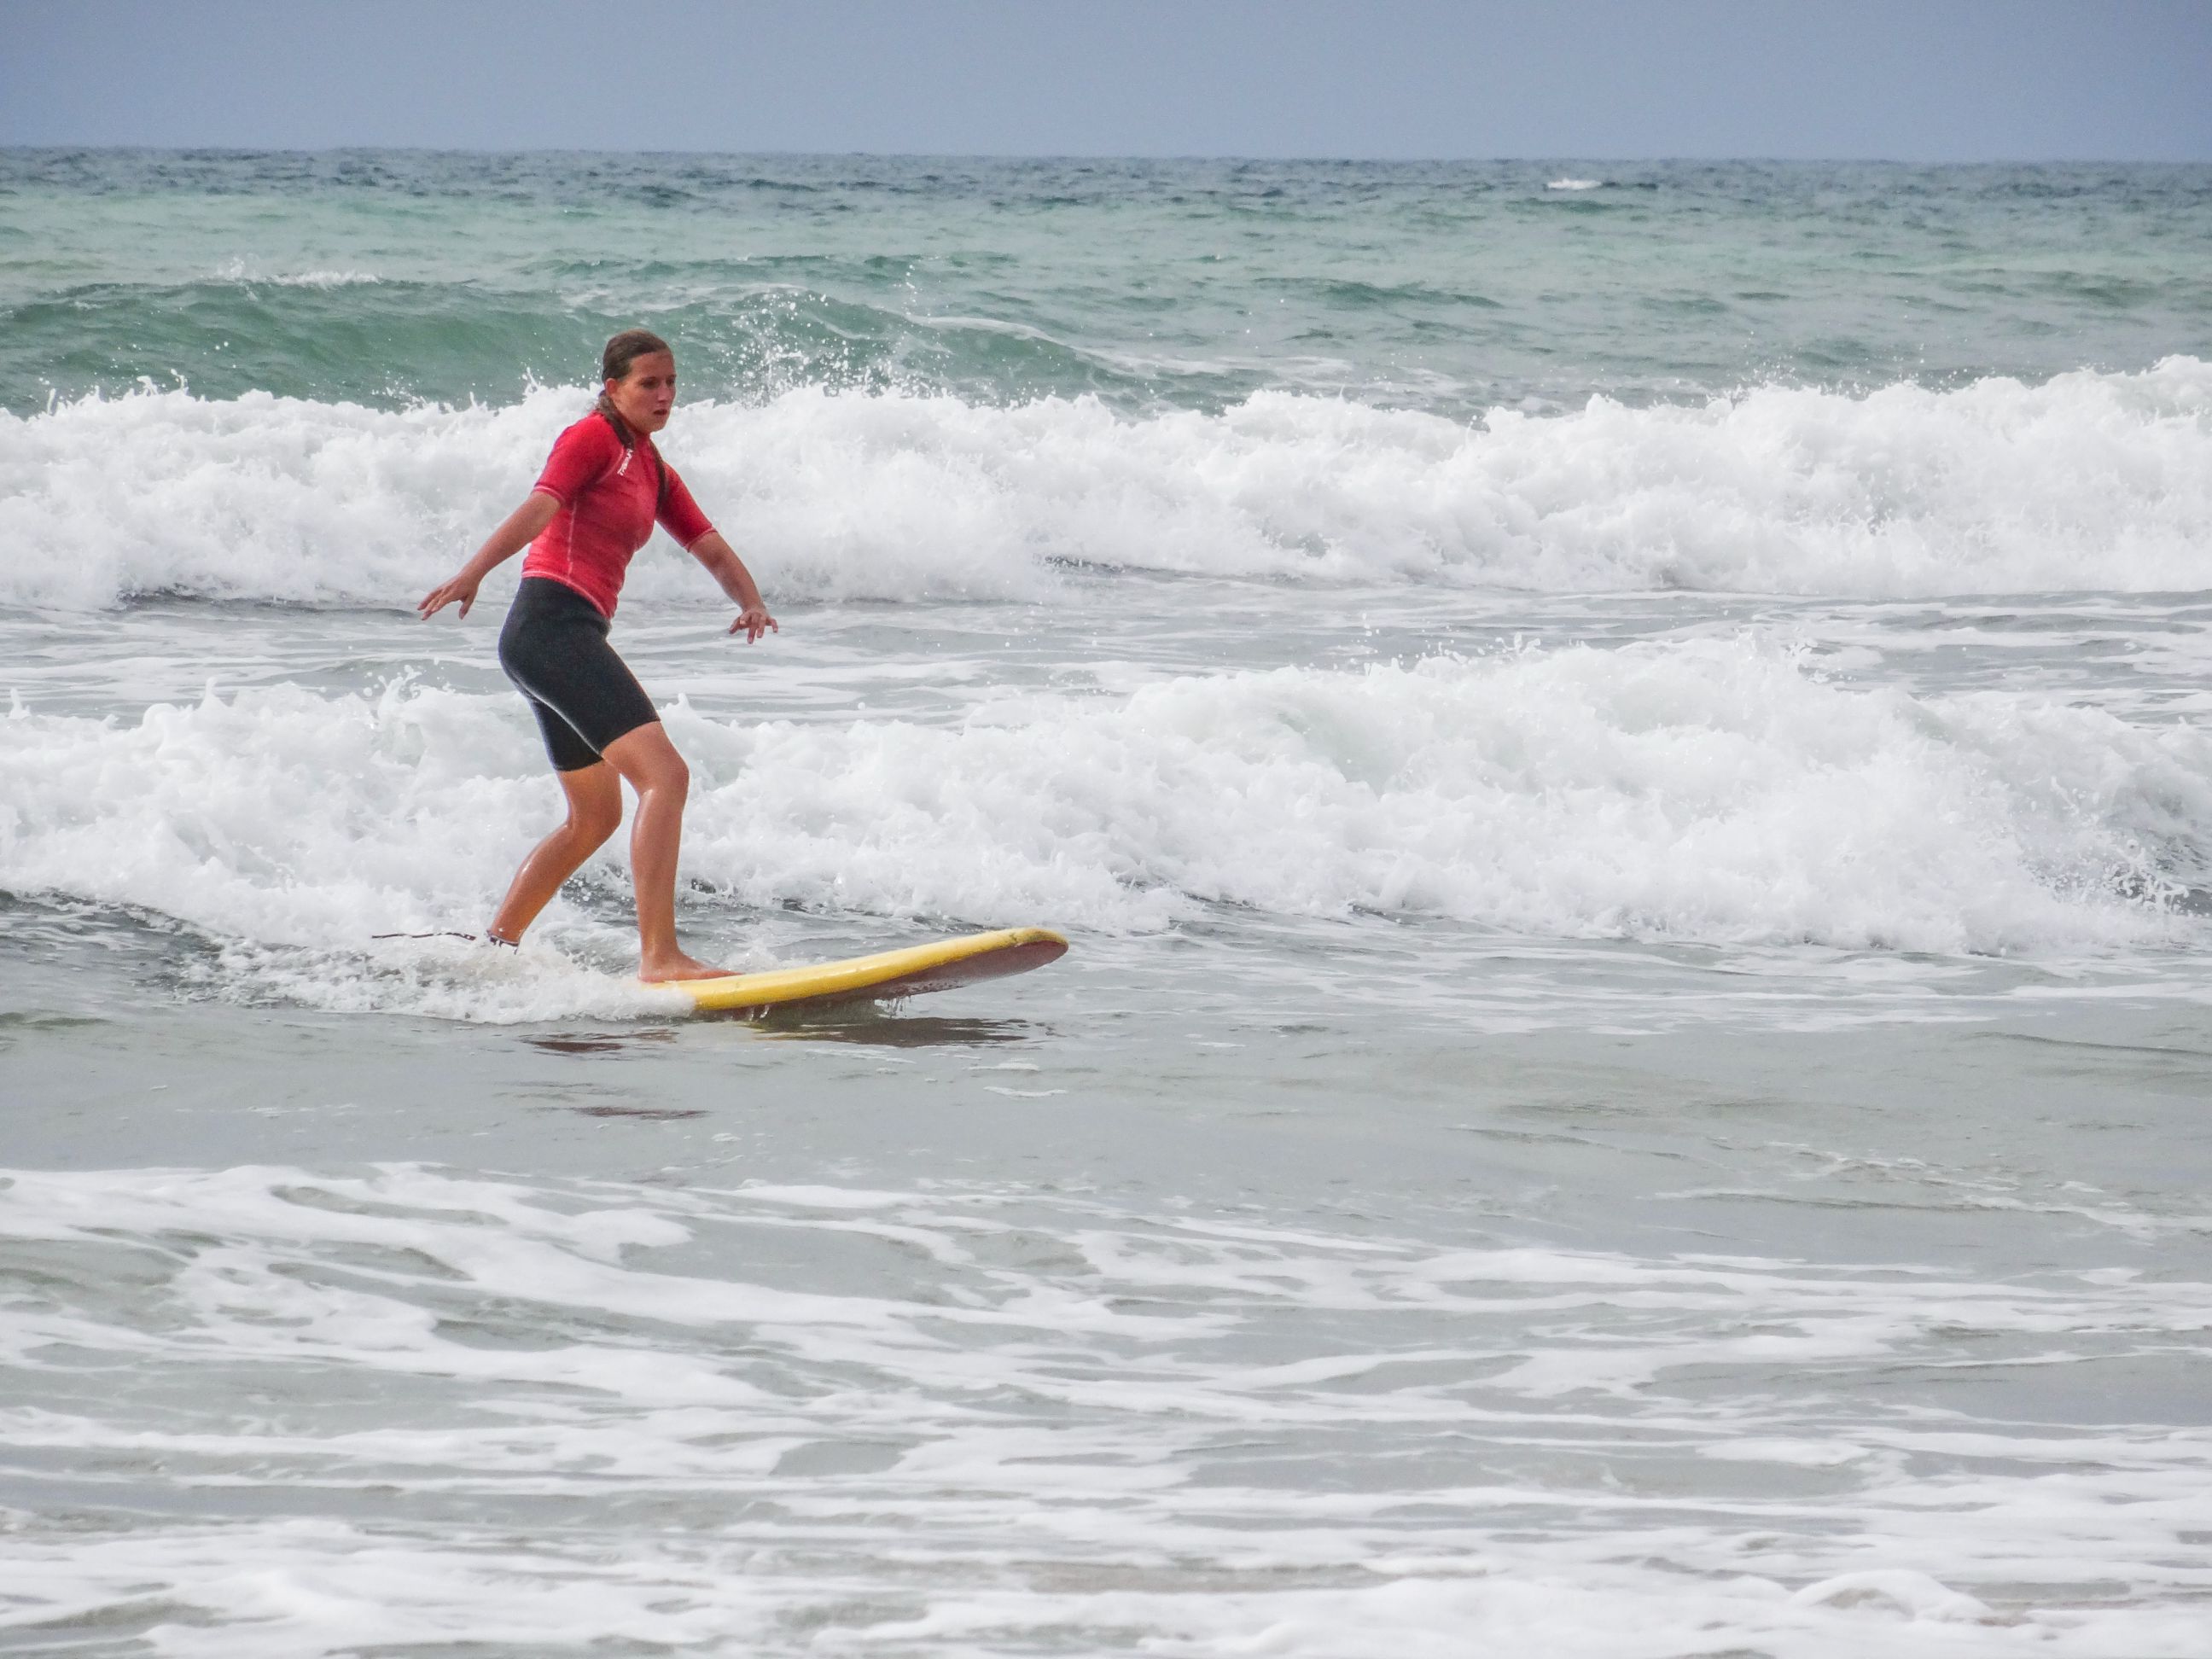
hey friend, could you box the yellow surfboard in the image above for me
[674,927,1068,1016]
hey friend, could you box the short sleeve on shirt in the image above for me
[532,416,621,507]
[656,464,715,550]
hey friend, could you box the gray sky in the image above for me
[6,0,2209,160]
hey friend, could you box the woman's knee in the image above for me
[571,795,623,846]
[643,754,690,807]
[559,764,624,845]
[604,723,688,798]
[630,748,687,800]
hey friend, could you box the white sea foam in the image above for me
[1545,178,1605,190]
[3,359,2208,609]
[213,259,383,287]
[2,1163,2207,1656]
[3,637,2205,1017]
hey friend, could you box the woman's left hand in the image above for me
[730,606,779,643]
[687,534,776,642]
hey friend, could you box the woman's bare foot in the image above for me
[638,947,729,983]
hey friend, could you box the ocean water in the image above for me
[3,150,2212,1656]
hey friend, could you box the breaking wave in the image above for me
[3,358,2206,610]
[3,636,2206,1016]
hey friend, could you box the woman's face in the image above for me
[604,350,676,434]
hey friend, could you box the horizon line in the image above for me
[6,143,2209,168]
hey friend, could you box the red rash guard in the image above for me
[521,415,716,618]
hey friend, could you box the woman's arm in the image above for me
[417,492,561,620]
[686,530,778,643]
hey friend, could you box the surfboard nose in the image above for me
[678,928,1069,1016]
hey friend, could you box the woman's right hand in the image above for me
[417,573,481,620]
[423,495,557,620]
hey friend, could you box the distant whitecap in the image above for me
[211,258,381,286]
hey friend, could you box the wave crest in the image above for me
[3,361,2208,610]
[3,639,2204,992]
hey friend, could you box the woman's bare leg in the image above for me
[600,721,724,981]
[487,762,624,945]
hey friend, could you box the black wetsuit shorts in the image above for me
[498,576,660,772]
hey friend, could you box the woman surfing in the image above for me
[417,329,775,982]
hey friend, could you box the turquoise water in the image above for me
[3,152,2212,1656]
[7,152,2209,416]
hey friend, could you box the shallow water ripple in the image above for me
[2,1166,2208,1655]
